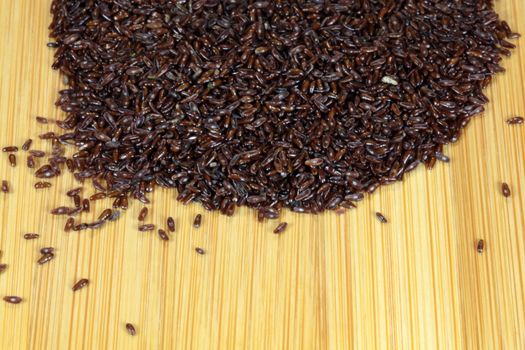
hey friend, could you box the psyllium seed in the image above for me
[51,206,70,215]
[72,278,89,291]
[8,154,16,167]
[23,233,40,240]
[167,217,175,232]
[157,229,169,241]
[37,253,55,265]
[3,296,22,304]
[138,207,148,221]
[501,182,511,197]
[34,181,52,189]
[66,187,82,197]
[35,116,49,124]
[506,116,524,125]
[0,264,7,274]
[2,146,18,152]
[195,247,206,255]
[27,156,35,169]
[21,139,33,151]
[98,209,113,221]
[125,323,136,336]
[64,217,75,232]
[40,247,54,254]
[273,222,288,234]
[376,212,388,223]
[193,214,202,228]
[1,181,8,193]
[82,199,90,212]
[477,239,485,253]
[138,224,155,232]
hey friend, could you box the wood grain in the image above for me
[0,1,524,349]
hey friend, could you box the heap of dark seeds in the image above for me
[45,0,517,218]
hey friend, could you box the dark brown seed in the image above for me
[3,296,22,304]
[73,194,81,208]
[35,164,57,178]
[0,264,7,274]
[138,224,155,232]
[27,156,35,168]
[193,214,202,228]
[89,192,107,201]
[434,152,450,163]
[72,278,89,291]
[125,323,136,336]
[23,233,39,240]
[501,182,511,197]
[64,217,75,232]
[1,180,8,193]
[73,223,88,231]
[47,42,59,48]
[138,207,148,221]
[506,116,524,125]
[8,154,16,167]
[157,229,169,241]
[34,181,52,189]
[2,146,18,152]
[51,206,70,215]
[98,209,113,221]
[273,222,288,234]
[37,253,55,265]
[35,116,49,124]
[21,139,32,151]
[82,199,90,212]
[195,247,206,255]
[477,239,485,253]
[375,212,388,223]
[66,187,82,197]
[29,150,45,157]
[167,217,175,232]
[40,247,54,254]
[39,132,56,140]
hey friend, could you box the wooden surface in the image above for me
[0,1,524,349]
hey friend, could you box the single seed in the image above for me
[64,217,75,232]
[21,139,33,151]
[501,182,511,197]
[40,247,54,254]
[34,181,52,189]
[375,212,388,223]
[138,224,155,231]
[506,116,523,125]
[47,42,59,48]
[73,223,88,231]
[73,194,81,208]
[27,156,35,168]
[138,207,148,221]
[273,222,288,234]
[2,146,18,152]
[1,180,8,193]
[193,214,202,228]
[195,247,206,255]
[23,233,39,240]
[29,150,45,157]
[72,278,89,291]
[434,152,450,163]
[125,323,136,336]
[89,192,106,201]
[82,199,90,212]
[3,296,22,304]
[66,187,82,197]
[167,217,175,232]
[37,253,55,265]
[39,132,56,140]
[35,116,49,124]
[51,206,70,215]
[98,209,113,221]
[477,239,485,253]
[157,229,169,241]
[8,154,16,167]
[0,264,7,274]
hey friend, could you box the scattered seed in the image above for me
[138,224,155,232]
[2,146,18,152]
[21,139,32,151]
[434,152,450,163]
[89,192,106,201]
[27,156,35,168]
[3,296,22,304]
[35,116,49,124]
[125,323,136,336]
[477,239,485,253]
[29,150,45,157]
[193,214,202,228]
[40,247,54,254]
[37,253,55,265]
[82,199,90,212]
[167,217,175,232]
[97,209,113,221]
[8,154,16,167]
[157,229,169,241]
[72,278,89,291]
[51,206,70,215]
[195,247,206,255]
[138,207,148,221]
[501,182,511,197]
[506,116,523,125]
[66,187,82,197]
[23,233,40,240]
[64,217,75,232]
[34,181,52,189]
[375,212,388,223]
[1,181,8,193]
[273,222,288,234]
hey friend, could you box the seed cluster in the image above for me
[45,0,518,217]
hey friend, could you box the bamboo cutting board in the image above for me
[0,1,524,349]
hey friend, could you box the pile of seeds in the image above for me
[42,0,519,218]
